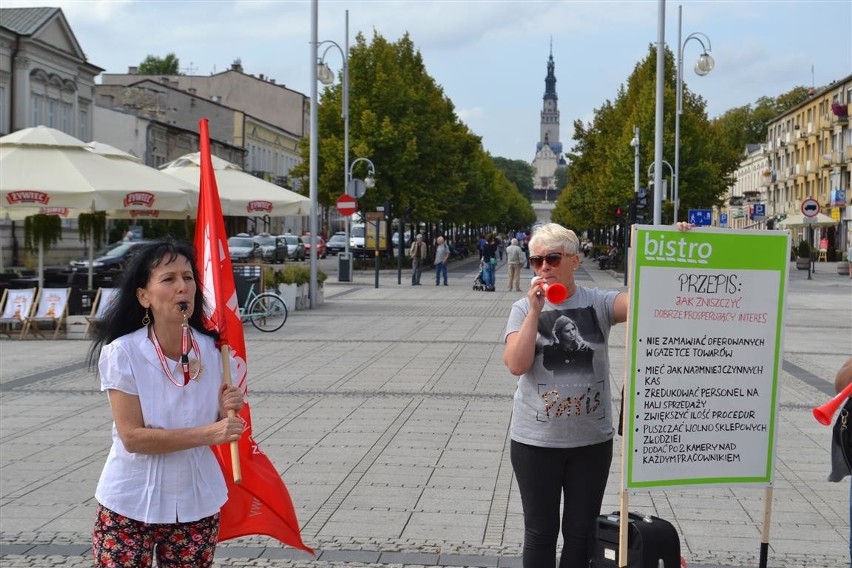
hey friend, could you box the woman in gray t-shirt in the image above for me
[503,223,627,568]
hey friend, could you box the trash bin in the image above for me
[338,252,353,282]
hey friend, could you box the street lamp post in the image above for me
[318,10,350,262]
[653,0,666,226]
[309,0,319,308]
[348,157,376,202]
[675,4,714,223]
[648,160,674,214]
[627,126,640,286]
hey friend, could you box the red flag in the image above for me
[194,118,312,553]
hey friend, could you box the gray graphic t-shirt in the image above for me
[504,285,618,448]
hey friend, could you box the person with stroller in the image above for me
[482,234,498,291]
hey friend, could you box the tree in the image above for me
[710,85,814,167]
[552,44,730,230]
[137,53,181,75]
[493,157,535,201]
[291,31,533,233]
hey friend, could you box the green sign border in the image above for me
[625,227,790,489]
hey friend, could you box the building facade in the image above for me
[763,74,851,254]
[0,7,103,267]
[723,144,770,229]
[0,7,101,139]
[531,47,565,199]
[99,61,306,184]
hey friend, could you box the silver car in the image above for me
[277,235,306,261]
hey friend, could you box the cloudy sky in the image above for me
[10,0,852,161]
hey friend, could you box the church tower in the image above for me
[532,42,564,197]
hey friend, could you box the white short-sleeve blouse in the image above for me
[94,326,233,524]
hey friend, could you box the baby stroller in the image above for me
[472,260,486,291]
[472,258,495,291]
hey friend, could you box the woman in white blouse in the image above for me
[88,239,243,567]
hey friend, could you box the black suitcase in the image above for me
[590,511,681,568]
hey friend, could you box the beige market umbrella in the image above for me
[777,212,838,229]
[160,152,309,217]
[0,127,194,286]
[0,127,193,212]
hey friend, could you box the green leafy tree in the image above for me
[710,85,813,169]
[138,53,181,75]
[493,157,535,201]
[553,44,730,229]
[291,31,533,231]
[553,166,568,192]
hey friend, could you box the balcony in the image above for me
[832,100,849,119]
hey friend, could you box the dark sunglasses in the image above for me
[529,252,565,269]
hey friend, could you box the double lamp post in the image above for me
[316,11,376,287]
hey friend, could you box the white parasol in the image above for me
[0,127,194,286]
[159,152,309,217]
[776,212,838,229]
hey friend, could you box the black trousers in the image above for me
[510,439,613,568]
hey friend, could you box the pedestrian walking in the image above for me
[505,238,523,291]
[434,235,450,286]
[87,239,244,567]
[410,234,426,285]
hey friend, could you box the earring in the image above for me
[142,308,150,326]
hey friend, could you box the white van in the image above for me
[350,224,367,255]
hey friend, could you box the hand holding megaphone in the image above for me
[533,278,568,303]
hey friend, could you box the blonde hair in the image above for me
[529,223,580,255]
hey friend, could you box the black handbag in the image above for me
[829,398,852,481]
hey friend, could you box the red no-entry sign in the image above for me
[336,194,357,216]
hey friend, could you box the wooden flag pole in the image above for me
[220,344,242,483]
[759,486,774,568]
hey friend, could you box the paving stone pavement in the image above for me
[0,256,850,567]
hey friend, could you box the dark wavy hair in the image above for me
[87,238,219,370]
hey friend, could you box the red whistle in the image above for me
[539,282,567,303]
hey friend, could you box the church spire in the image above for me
[544,41,557,101]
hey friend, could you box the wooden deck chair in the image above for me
[22,287,71,339]
[86,288,117,336]
[0,288,37,339]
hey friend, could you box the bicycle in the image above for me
[239,279,288,332]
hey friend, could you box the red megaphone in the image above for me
[539,282,568,303]
[813,381,852,425]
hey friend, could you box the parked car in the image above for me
[326,233,347,256]
[277,235,306,261]
[302,235,327,259]
[253,234,288,263]
[227,235,262,263]
[69,240,151,273]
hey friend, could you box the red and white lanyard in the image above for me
[150,324,201,387]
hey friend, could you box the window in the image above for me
[78,108,88,140]
[47,99,56,127]
[60,102,72,134]
[0,86,6,134]
[32,93,44,125]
